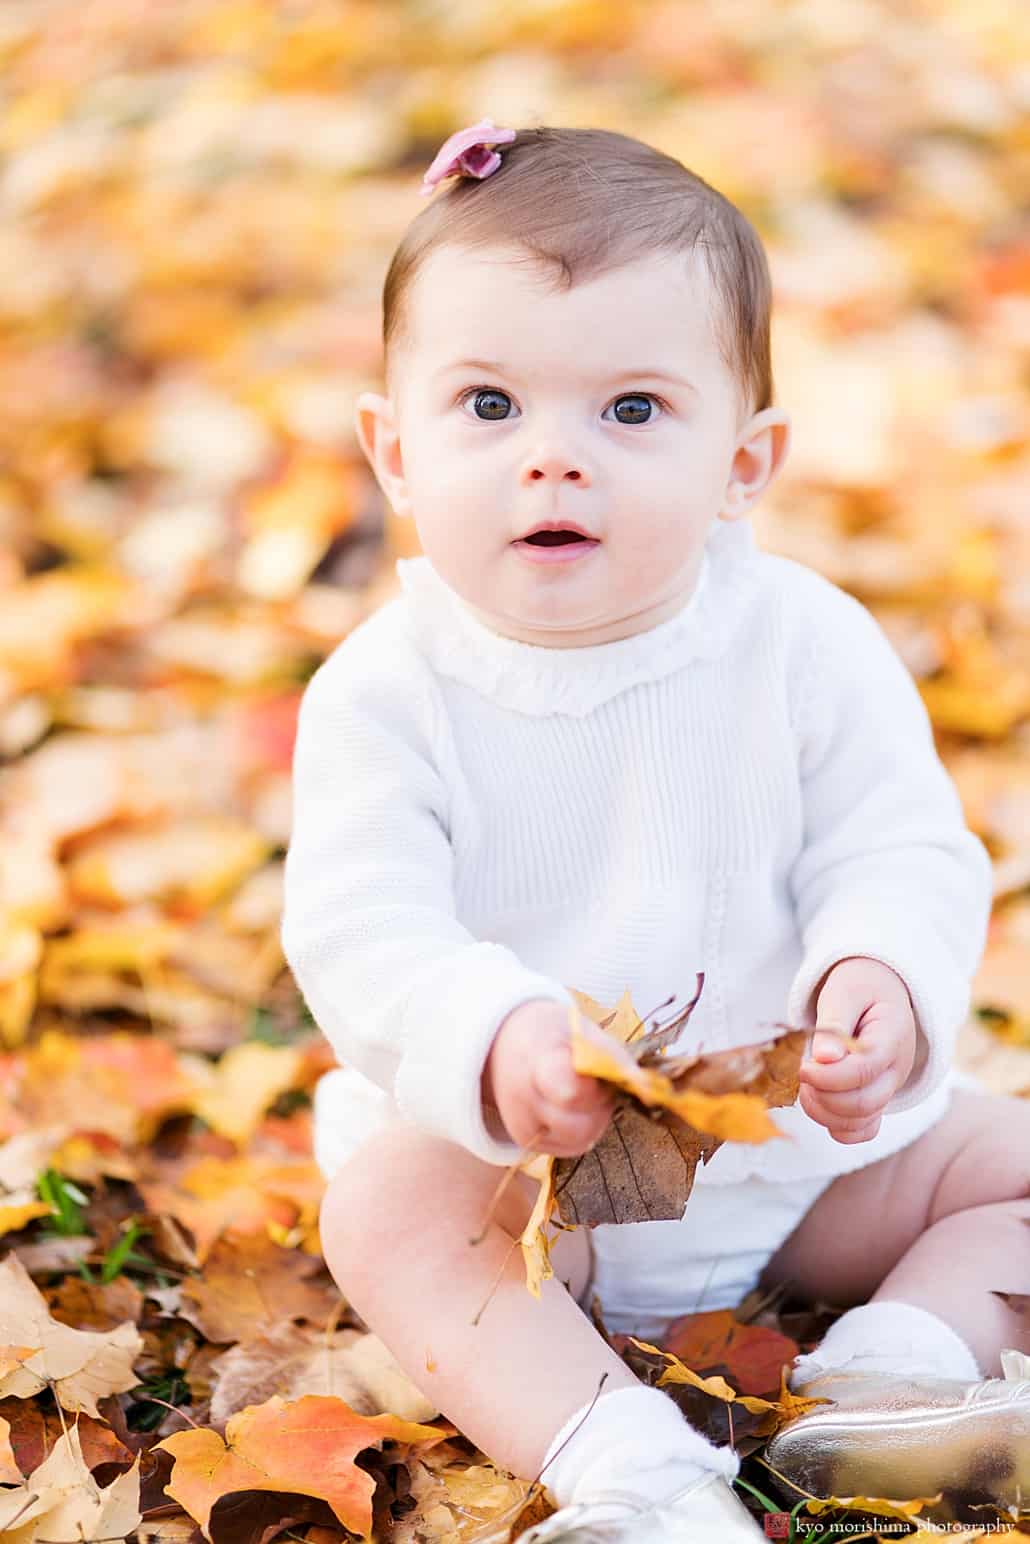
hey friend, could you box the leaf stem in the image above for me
[133,1393,201,1428]
[470,1233,521,1328]
[469,1123,548,1246]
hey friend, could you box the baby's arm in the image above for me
[281,638,586,1166]
[785,576,993,1118]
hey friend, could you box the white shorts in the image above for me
[579,1171,838,1340]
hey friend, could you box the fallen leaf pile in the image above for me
[0,0,1028,1539]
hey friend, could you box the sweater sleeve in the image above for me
[784,579,993,1114]
[280,633,574,1167]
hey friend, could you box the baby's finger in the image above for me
[799,1064,897,1119]
[533,1044,581,1104]
[534,1099,611,1155]
[829,1114,883,1145]
[800,1037,892,1093]
[799,1085,883,1144]
[536,1051,612,1113]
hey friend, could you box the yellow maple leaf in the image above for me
[569,985,647,1045]
[802,1492,945,1520]
[630,1338,780,1414]
[0,919,41,1049]
[187,1040,303,1148]
[519,1157,559,1300]
[567,1001,788,1143]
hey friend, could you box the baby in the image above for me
[282,124,1030,1540]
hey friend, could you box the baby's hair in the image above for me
[382,124,774,422]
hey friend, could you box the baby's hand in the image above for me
[799,957,918,1144]
[481,1000,615,1157]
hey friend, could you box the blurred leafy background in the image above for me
[0,2,1028,1539]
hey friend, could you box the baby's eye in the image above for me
[604,393,662,426]
[460,388,517,421]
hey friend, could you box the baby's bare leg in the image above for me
[760,1089,1030,1373]
[319,1123,639,1479]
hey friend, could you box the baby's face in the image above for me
[359,243,789,646]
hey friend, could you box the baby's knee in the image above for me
[929,1094,1030,1224]
[924,1195,1030,1259]
[321,1125,446,1251]
[319,1124,526,1284]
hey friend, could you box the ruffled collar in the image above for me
[395,518,763,717]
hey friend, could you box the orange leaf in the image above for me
[17,1030,199,1147]
[662,1309,800,1397]
[156,1393,445,1540]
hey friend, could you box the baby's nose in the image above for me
[521,450,590,484]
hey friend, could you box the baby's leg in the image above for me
[319,1122,641,1480]
[760,1088,1030,1375]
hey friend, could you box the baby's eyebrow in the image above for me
[434,358,699,395]
[607,368,699,395]
[435,357,507,377]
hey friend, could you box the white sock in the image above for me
[789,1300,982,1388]
[538,1382,740,1515]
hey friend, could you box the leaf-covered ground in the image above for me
[0,1,1028,1539]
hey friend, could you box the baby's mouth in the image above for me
[519,530,595,547]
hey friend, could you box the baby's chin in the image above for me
[438,547,703,646]
[464,596,682,649]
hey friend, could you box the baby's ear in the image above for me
[721,406,792,519]
[354,391,412,517]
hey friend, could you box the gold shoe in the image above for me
[763,1355,1030,1526]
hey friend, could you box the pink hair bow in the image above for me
[419,118,517,197]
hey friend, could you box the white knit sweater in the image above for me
[282,517,993,1186]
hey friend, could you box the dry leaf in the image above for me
[177,1232,334,1345]
[520,1151,560,1300]
[553,985,805,1227]
[0,1192,54,1238]
[0,1394,135,1485]
[65,816,270,913]
[184,1040,303,1147]
[137,1152,324,1265]
[553,1101,723,1229]
[13,1029,200,1147]
[629,1338,832,1435]
[0,1253,143,1417]
[662,1308,802,1397]
[0,1411,21,1484]
[801,1491,944,1521]
[207,1324,438,1426]
[0,1419,141,1541]
[517,985,806,1295]
[157,1393,445,1541]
